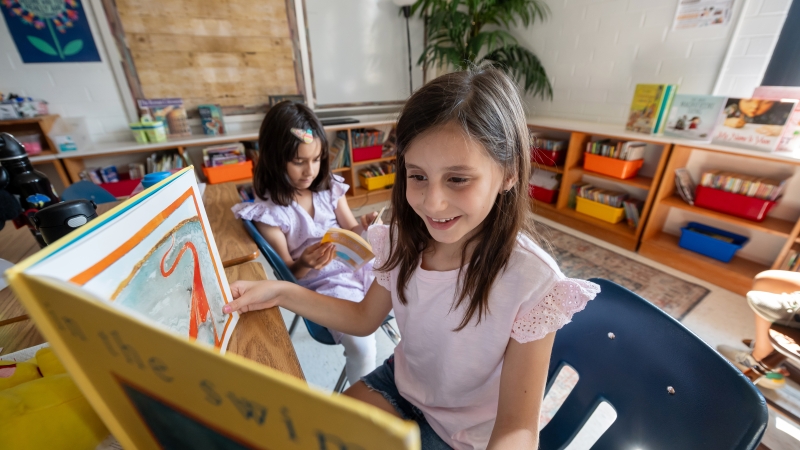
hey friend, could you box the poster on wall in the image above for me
[672,0,734,30]
[1,0,101,63]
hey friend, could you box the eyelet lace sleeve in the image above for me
[367,224,392,290]
[231,201,289,234]
[330,174,349,204]
[511,278,600,343]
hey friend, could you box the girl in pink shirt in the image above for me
[224,68,599,449]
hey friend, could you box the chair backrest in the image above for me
[241,219,336,345]
[540,278,767,450]
[61,180,117,204]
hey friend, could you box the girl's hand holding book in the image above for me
[359,211,381,230]
[224,280,282,314]
[298,242,335,270]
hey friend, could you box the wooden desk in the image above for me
[204,182,258,267]
[225,262,304,379]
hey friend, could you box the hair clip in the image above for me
[290,128,314,144]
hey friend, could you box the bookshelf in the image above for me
[639,144,800,295]
[0,115,71,187]
[528,123,672,251]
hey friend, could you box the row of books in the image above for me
[585,140,646,161]
[533,138,568,152]
[351,129,385,148]
[699,170,786,201]
[202,143,246,168]
[331,132,351,169]
[572,183,628,208]
[627,84,800,153]
[623,198,644,229]
[779,250,800,271]
[359,161,396,178]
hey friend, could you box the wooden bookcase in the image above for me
[639,144,800,295]
[528,124,672,251]
[0,115,71,186]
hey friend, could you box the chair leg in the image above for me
[288,314,300,337]
[334,367,348,394]
[381,322,401,345]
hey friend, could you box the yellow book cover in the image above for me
[626,84,668,134]
[5,169,419,449]
[321,228,375,270]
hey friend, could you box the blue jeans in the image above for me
[361,356,452,450]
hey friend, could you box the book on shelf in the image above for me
[351,129,385,148]
[752,86,800,153]
[202,143,245,168]
[699,170,788,201]
[674,168,696,205]
[147,152,189,174]
[137,98,192,137]
[5,168,416,450]
[573,183,628,208]
[330,133,350,170]
[568,182,591,209]
[382,127,397,157]
[623,198,644,229]
[359,161,396,178]
[585,140,646,160]
[197,104,226,136]
[321,228,375,270]
[663,95,727,142]
[626,84,678,134]
[711,98,798,152]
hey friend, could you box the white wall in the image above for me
[0,0,131,142]
[514,0,753,123]
[714,0,792,97]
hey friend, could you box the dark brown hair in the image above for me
[253,101,330,206]
[379,66,536,331]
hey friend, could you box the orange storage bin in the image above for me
[583,153,643,179]
[202,160,253,184]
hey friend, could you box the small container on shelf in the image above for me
[694,185,777,222]
[359,173,396,191]
[202,160,253,184]
[583,153,643,179]
[678,222,748,263]
[352,145,383,162]
[575,197,625,224]
[15,132,42,155]
[529,184,558,204]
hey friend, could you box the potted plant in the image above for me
[412,0,552,99]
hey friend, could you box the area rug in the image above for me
[537,224,709,320]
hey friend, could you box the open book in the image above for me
[6,169,419,449]
[321,228,375,270]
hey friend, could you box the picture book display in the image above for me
[198,104,227,136]
[14,168,238,351]
[321,228,375,270]
[663,95,727,142]
[137,98,192,137]
[626,84,677,134]
[711,98,797,152]
[753,86,800,153]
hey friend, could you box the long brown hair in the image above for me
[379,67,536,331]
[253,101,330,206]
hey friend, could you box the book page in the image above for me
[21,169,238,353]
[322,228,375,271]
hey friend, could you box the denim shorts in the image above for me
[361,356,452,450]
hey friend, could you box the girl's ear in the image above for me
[502,174,518,193]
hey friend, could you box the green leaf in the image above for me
[27,36,57,56]
[63,39,83,56]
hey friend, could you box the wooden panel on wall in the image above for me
[115,0,300,109]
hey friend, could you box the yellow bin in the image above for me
[575,197,625,224]
[359,173,396,191]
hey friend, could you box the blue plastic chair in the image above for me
[242,219,400,392]
[540,278,768,450]
[61,180,117,204]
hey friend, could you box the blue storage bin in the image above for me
[678,222,748,263]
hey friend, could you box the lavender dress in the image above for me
[231,175,374,312]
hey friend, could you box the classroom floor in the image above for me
[255,205,800,449]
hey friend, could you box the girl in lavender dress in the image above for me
[232,101,379,385]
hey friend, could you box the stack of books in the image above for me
[699,170,787,201]
[330,132,351,169]
[202,143,245,168]
[359,161,395,178]
[585,140,646,160]
[626,84,678,135]
[573,183,628,208]
[351,129,385,148]
[534,138,568,151]
[623,198,644,229]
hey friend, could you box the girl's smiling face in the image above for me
[404,122,513,247]
[286,139,322,190]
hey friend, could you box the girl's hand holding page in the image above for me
[298,242,335,270]
[224,280,282,314]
